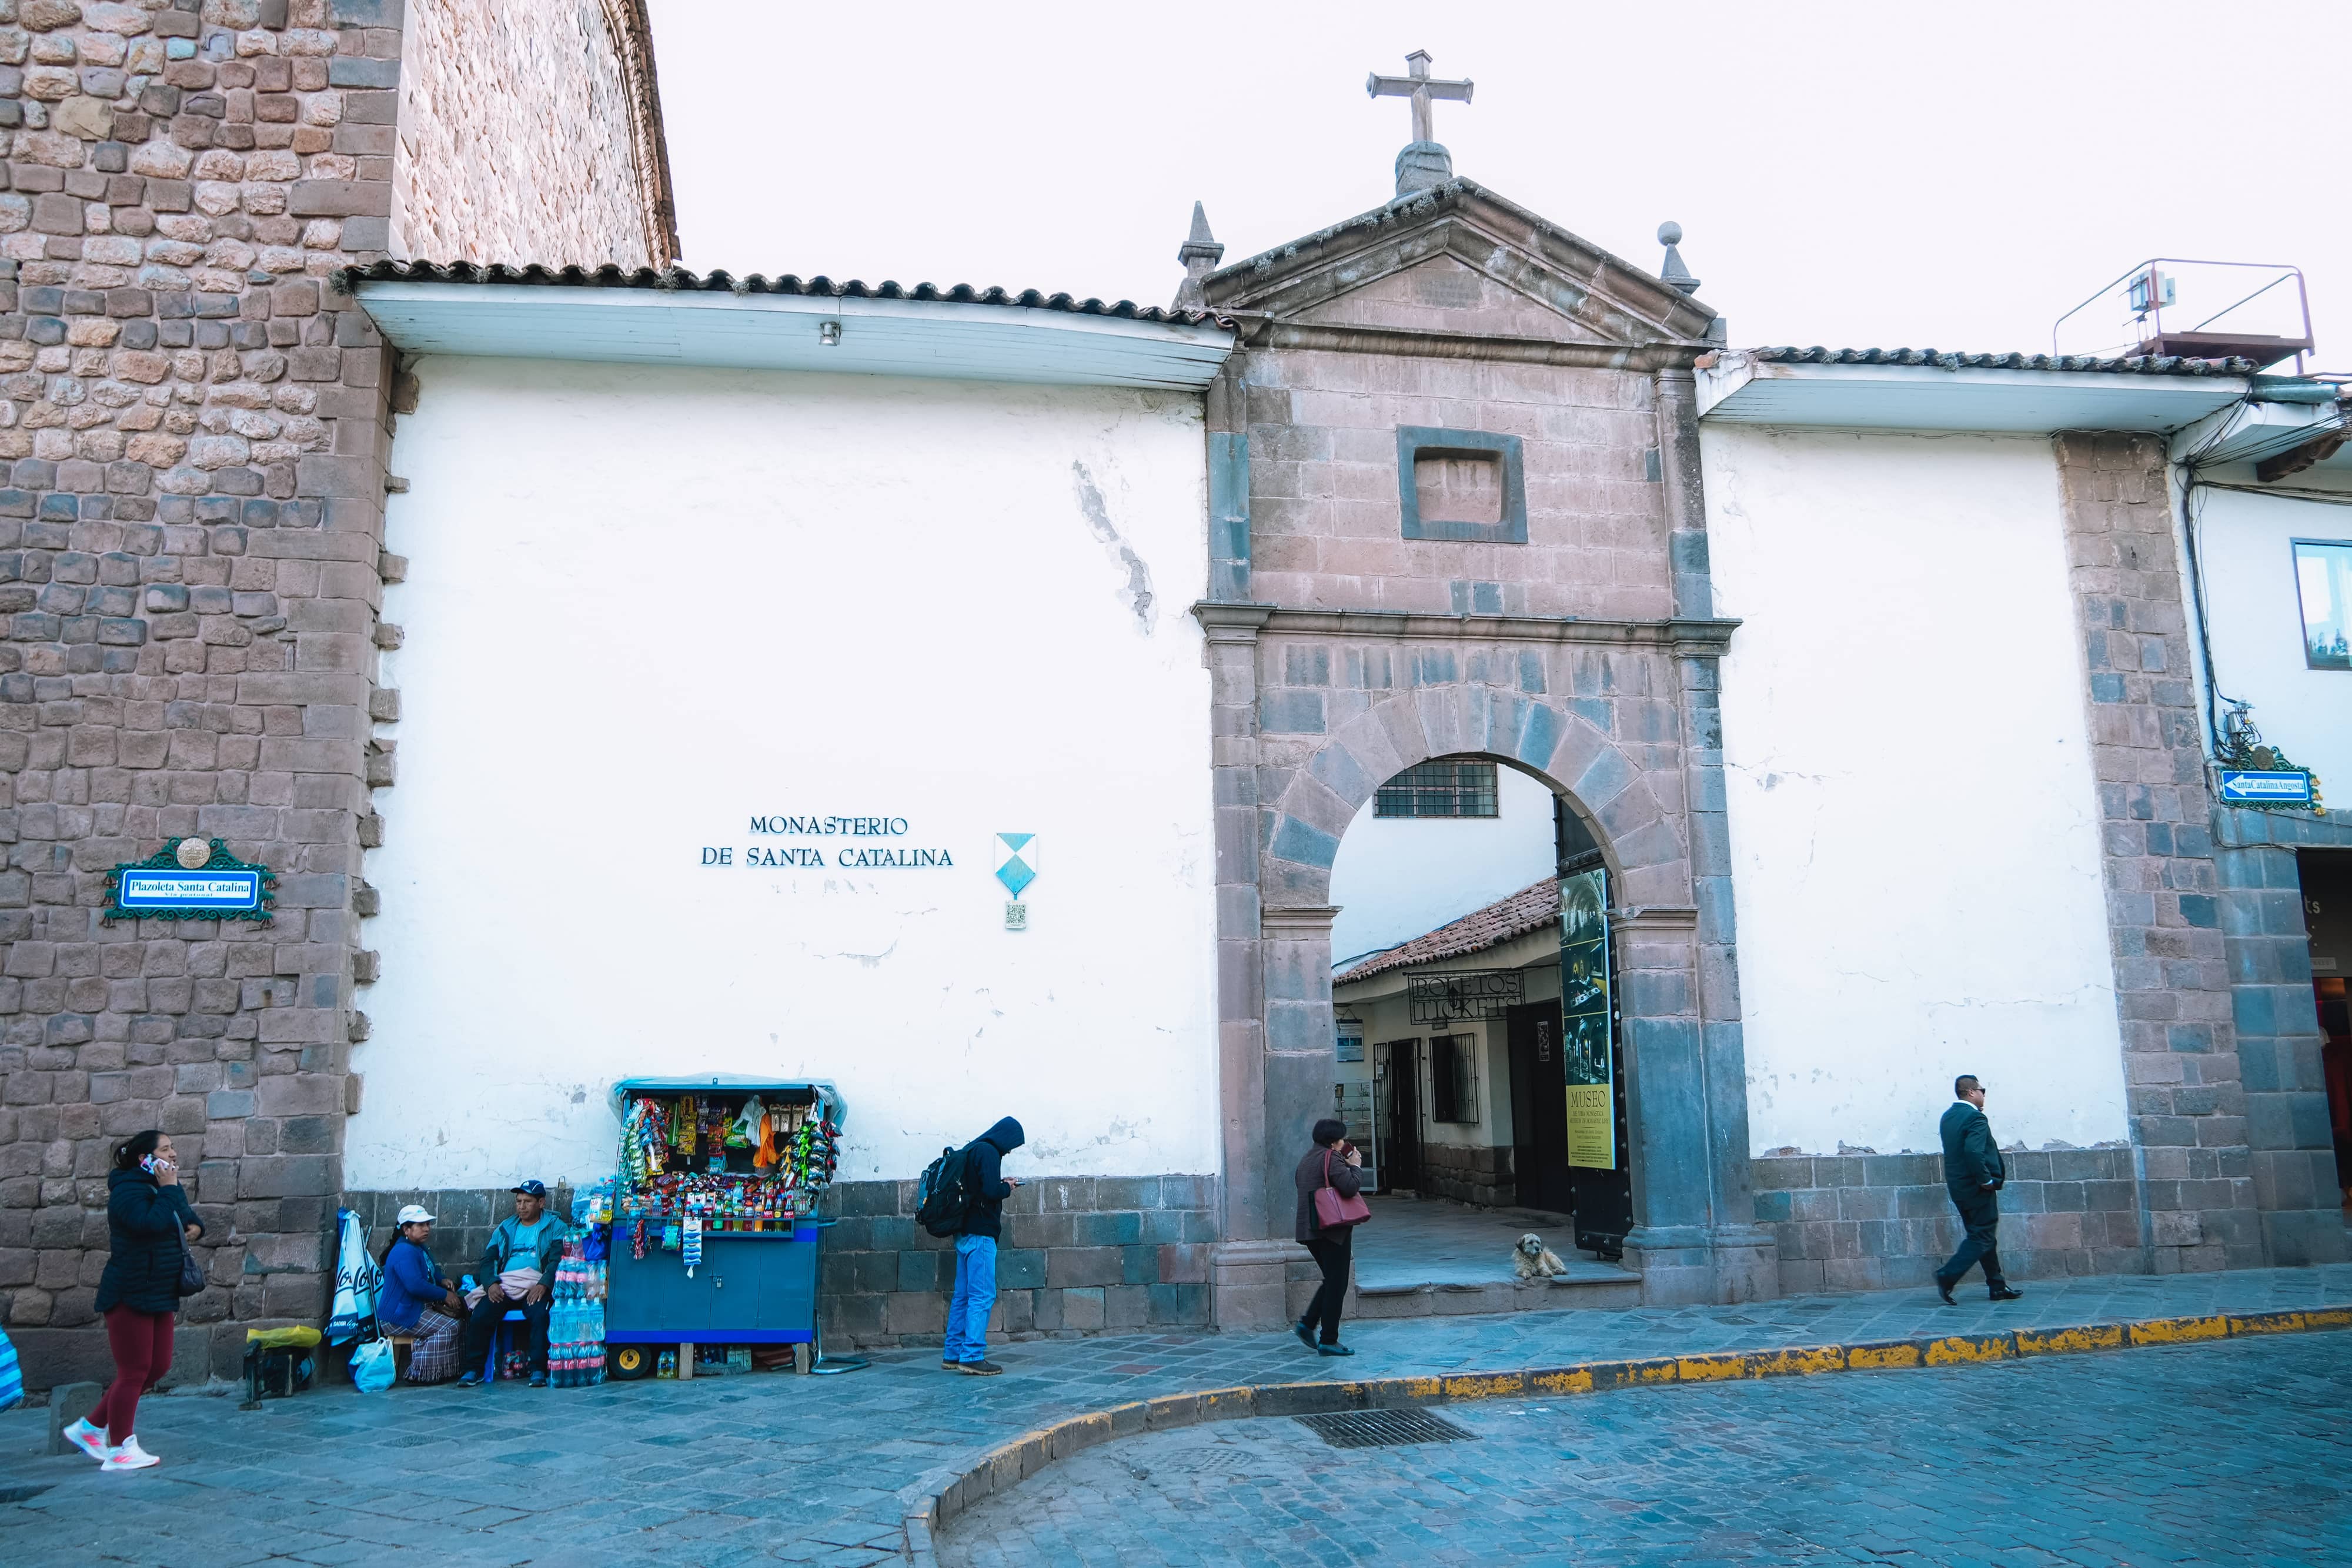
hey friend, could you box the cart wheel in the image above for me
[609,1345,653,1381]
[791,1342,813,1376]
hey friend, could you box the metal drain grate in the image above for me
[1295,1408,1478,1450]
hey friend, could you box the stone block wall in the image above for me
[2212,808,2351,1266]
[340,1182,573,1286]
[348,1177,1220,1354]
[0,0,669,1392]
[1415,1139,1510,1208]
[390,0,672,268]
[818,1175,1217,1348]
[2053,433,2261,1271]
[1754,1150,2145,1293]
[1243,354,1672,620]
[0,0,409,1393]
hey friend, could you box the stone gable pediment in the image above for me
[1289,255,1613,343]
[1204,180,1715,350]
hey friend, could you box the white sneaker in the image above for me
[100,1436,159,1471]
[61,1417,114,1462]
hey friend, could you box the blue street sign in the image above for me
[115,867,266,914]
[2216,769,2314,806]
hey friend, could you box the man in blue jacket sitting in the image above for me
[459,1180,569,1388]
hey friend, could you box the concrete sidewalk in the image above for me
[4,1263,2348,1567]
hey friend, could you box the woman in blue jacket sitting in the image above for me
[378,1204,466,1383]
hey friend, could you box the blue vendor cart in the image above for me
[604,1075,844,1379]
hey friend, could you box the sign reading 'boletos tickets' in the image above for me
[1559,867,1615,1171]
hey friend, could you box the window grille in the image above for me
[1375,759,1499,818]
[1428,1034,1478,1124]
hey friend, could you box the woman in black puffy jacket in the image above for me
[58,1131,203,1471]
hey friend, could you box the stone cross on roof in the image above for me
[1366,50,1472,147]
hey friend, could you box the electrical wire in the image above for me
[2173,390,2352,752]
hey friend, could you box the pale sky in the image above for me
[646,1,2351,366]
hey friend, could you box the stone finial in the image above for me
[1173,202,1225,311]
[1395,142,1453,196]
[1658,220,1701,295]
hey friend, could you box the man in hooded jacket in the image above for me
[944,1117,1023,1375]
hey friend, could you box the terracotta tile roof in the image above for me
[1335,876,1559,984]
[339,260,1231,327]
[1738,346,2258,377]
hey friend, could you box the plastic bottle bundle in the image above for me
[550,1303,570,1388]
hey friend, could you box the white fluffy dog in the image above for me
[1512,1232,1569,1280]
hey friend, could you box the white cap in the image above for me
[395,1204,435,1226]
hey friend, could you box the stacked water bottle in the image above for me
[549,1238,608,1388]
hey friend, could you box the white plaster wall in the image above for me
[1328,764,1556,968]
[348,358,1217,1189]
[1703,426,2129,1155]
[2193,474,2352,794]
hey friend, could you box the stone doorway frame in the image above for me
[1198,604,1777,1319]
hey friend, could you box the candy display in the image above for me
[614,1088,841,1229]
[602,1078,844,1378]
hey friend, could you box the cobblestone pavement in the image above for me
[2,1265,2346,1566]
[941,1335,2352,1568]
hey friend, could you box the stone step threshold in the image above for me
[1349,1268,1642,1318]
[901,1301,2352,1567]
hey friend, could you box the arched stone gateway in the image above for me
[1185,170,1776,1319]
[1198,611,1776,1316]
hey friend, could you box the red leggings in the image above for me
[93,1307,174,1445]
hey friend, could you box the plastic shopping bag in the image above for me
[0,1326,22,1412]
[350,1336,396,1394]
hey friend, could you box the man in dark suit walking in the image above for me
[1935,1074,2023,1305]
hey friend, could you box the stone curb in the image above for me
[894,1305,2352,1564]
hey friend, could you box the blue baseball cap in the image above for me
[511,1179,547,1198]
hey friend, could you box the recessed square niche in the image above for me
[1395,426,1527,544]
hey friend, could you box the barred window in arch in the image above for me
[2296,540,2352,671]
[1374,759,1499,818]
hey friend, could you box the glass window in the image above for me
[1375,758,1499,818]
[2296,540,2352,671]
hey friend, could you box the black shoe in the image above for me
[1935,1276,1957,1306]
[455,1372,483,1388]
[1988,1284,2023,1302]
[1317,1342,1355,1357]
[957,1359,1005,1376]
[527,1372,548,1388]
[1294,1319,1318,1350]
[940,1360,959,1371]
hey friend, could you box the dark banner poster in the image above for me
[1559,867,1615,1170]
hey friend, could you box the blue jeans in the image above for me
[946,1235,998,1363]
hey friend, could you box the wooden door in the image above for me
[1507,1001,1572,1212]
[1377,1039,1422,1194]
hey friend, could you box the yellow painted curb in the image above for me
[2016,1323,2126,1357]
[1749,1345,1846,1378]
[1676,1352,1751,1383]
[2126,1313,2230,1346]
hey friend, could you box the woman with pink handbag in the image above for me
[1292,1118,1369,1356]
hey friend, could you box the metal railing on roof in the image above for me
[2053,259,2313,371]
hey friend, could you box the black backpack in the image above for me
[914,1144,974,1237]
